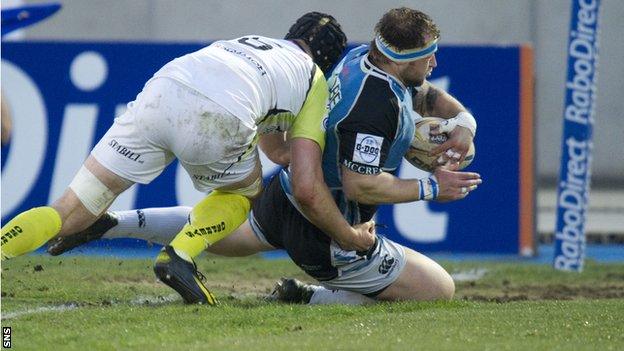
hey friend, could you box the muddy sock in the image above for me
[309,286,375,305]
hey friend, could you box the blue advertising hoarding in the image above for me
[553,0,601,271]
[1,41,534,254]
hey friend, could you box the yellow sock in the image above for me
[170,191,251,258]
[1,207,62,260]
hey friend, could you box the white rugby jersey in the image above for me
[150,35,317,130]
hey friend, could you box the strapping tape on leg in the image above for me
[69,166,117,216]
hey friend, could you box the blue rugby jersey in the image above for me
[280,45,422,224]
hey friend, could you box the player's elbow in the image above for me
[341,167,380,203]
[275,154,290,167]
[266,149,290,166]
[291,179,317,208]
[342,181,361,201]
[342,178,375,204]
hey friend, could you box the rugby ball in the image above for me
[404,117,475,172]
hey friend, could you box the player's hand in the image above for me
[432,163,482,202]
[429,125,474,165]
[337,220,376,252]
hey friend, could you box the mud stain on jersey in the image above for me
[144,93,162,110]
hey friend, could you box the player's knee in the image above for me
[411,271,454,301]
[406,251,455,300]
[424,264,455,301]
[437,272,455,300]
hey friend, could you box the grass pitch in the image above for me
[1,254,623,350]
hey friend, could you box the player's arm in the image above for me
[1,90,12,145]
[258,132,290,166]
[341,166,481,204]
[413,80,477,163]
[291,138,375,249]
[336,108,480,204]
[337,82,480,204]
[289,67,375,252]
[413,80,466,118]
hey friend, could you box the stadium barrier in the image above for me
[1,42,534,254]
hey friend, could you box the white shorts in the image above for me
[320,236,407,295]
[91,78,258,193]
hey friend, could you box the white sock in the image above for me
[308,286,376,305]
[103,206,192,245]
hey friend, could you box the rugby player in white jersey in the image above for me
[1,12,377,305]
[48,8,482,305]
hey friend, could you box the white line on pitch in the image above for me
[1,303,80,320]
[1,294,180,320]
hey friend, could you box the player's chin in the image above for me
[407,78,425,88]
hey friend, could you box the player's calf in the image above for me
[47,212,118,256]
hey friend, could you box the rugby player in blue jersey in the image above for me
[48,8,481,305]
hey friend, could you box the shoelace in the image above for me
[194,268,207,283]
[266,281,283,300]
[175,250,207,284]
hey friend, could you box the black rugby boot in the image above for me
[153,245,217,305]
[269,277,315,304]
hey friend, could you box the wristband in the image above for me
[418,175,439,201]
[454,111,477,136]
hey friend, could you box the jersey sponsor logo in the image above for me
[259,125,285,134]
[327,77,342,111]
[342,159,380,175]
[108,139,142,163]
[192,172,231,182]
[215,43,266,76]
[321,117,329,132]
[136,209,146,228]
[378,254,397,275]
[353,133,382,166]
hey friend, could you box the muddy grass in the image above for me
[457,282,624,302]
[4,255,624,305]
[209,270,624,303]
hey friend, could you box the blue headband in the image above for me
[375,34,438,62]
